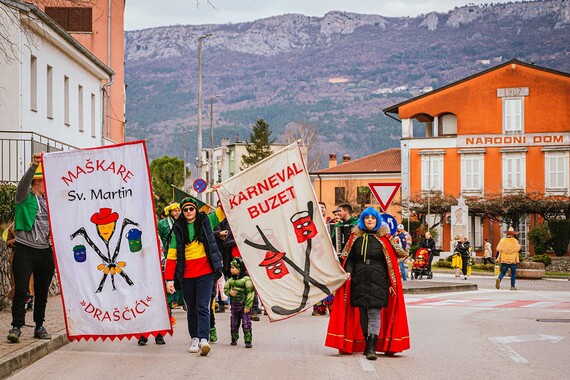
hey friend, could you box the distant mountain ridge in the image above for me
[124,0,570,168]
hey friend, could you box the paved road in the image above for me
[4,273,570,379]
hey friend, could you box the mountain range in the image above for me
[124,0,570,169]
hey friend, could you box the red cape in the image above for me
[325,235,410,354]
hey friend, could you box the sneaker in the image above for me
[189,337,200,353]
[171,302,180,309]
[138,336,148,345]
[199,338,211,356]
[495,278,501,290]
[231,340,237,346]
[464,276,467,280]
[510,286,517,291]
[26,295,34,311]
[7,327,21,343]
[209,327,218,343]
[251,313,260,321]
[155,334,165,345]
[245,342,252,348]
[33,326,51,340]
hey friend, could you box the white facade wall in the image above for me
[0,3,110,149]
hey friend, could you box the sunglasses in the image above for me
[182,206,196,212]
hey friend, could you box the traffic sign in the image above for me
[369,182,401,212]
[382,214,398,236]
[193,178,207,193]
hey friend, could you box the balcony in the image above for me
[0,131,78,183]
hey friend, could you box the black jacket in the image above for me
[420,238,436,254]
[344,231,390,309]
[173,212,223,281]
[455,241,471,258]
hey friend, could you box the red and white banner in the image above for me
[42,141,171,341]
[216,142,347,321]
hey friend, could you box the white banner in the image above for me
[216,142,347,321]
[43,141,171,341]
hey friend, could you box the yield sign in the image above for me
[369,183,401,212]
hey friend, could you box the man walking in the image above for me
[496,227,521,290]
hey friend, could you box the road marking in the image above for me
[357,354,377,373]
[522,301,559,308]
[489,334,564,363]
[406,297,570,310]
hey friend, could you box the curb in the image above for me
[404,283,478,294]
[0,331,69,379]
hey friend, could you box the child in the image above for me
[224,257,254,348]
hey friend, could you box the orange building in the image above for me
[33,0,126,143]
[384,59,570,255]
[310,149,401,220]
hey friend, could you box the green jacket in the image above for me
[330,215,358,240]
[224,275,255,309]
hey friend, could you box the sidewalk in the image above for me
[0,280,475,378]
[0,295,67,379]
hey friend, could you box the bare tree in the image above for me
[281,121,324,172]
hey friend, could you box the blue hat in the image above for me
[357,207,384,232]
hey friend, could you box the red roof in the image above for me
[312,148,400,174]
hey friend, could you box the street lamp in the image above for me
[196,33,212,201]
[183,128,193,191]
[209,95,220,204]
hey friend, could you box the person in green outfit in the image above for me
[224,257,255,348]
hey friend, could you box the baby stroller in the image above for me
[410,248,433,280]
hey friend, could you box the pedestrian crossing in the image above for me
[406,297,570,310]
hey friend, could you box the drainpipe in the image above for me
[104,0,112,139]
[102,73,114,142]
[316,174,323,200]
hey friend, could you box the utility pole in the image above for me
[197,33,212,199]
[209,95,219,204]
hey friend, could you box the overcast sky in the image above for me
[125,0,516,30]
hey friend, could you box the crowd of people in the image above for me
[3,151,525,360]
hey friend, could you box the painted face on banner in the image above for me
[290,211,317,243]
[259,251,289,280]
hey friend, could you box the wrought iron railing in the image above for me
[0,131,78,183]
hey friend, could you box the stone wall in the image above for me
[0,242,59,311]
[546,257,570,273]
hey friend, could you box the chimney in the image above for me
[342,154,351,163]
[328,154,337,168]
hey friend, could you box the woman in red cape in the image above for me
[325,209,410,357]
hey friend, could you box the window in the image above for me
[469,215,482,250]
[45,7,92,33]
[503,97,523,133]
[334,187,346,204]
[64,76,70,126]
[502,151,526,192]
[461,154,484,195]
[357,186,371,206]
[46,65,53,119]
[78,85,84,132]
[438,114,457,136]
[30,55,37,111]
[545,151,569,195]
[91,93,96,137]
[421,154,443,193]
[425,214,443,249]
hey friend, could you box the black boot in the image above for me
[366,334,378,361]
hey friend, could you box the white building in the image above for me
[0,0,113,182]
